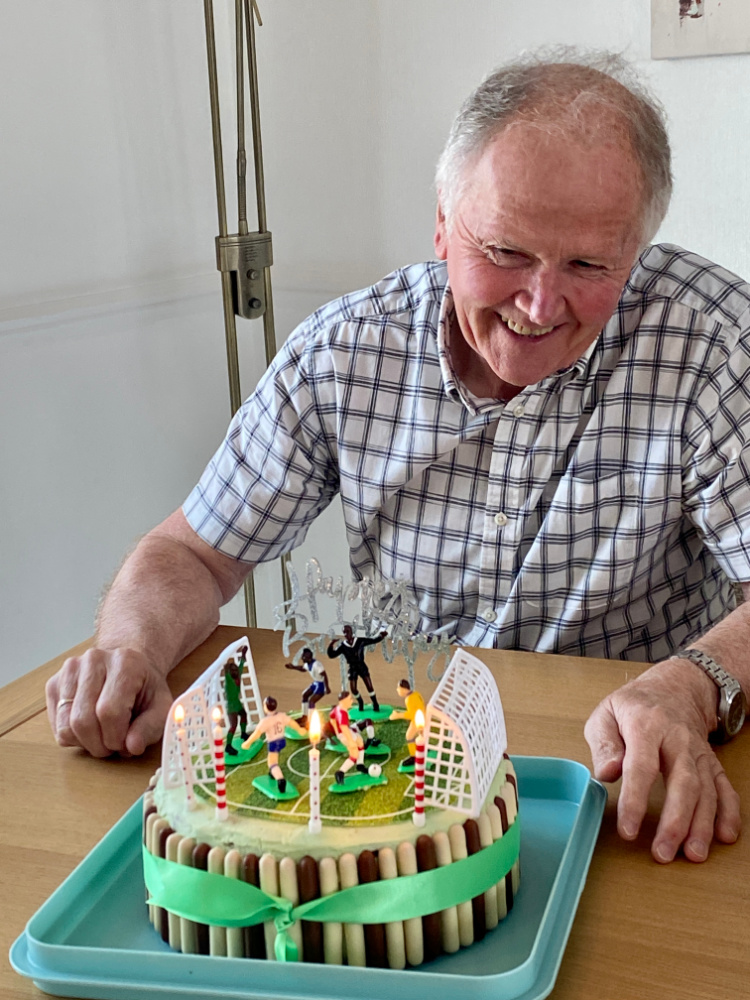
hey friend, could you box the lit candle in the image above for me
[412,708,426,826]
[174,703,195,811]
[308,709,322,834]
[212,706,228,821]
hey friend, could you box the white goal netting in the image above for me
[424,648,507,817]
[160,637,263,795]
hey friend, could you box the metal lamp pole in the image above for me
[201,0,291,626]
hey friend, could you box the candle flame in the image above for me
[212,706,222,724]
[174,704,185,724]
[415,709,425,729]
[310,709,321,743]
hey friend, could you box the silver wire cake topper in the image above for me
[272,558,453,686]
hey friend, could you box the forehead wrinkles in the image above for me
[461,128,644,258]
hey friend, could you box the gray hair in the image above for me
[435,48,672,243]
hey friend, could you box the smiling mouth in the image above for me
[499,313,556,338]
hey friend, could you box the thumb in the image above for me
[125,697,170,757]
[584,699,626,783]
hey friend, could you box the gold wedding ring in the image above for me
[57,698,75,709]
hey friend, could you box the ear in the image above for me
[434,200,449,260]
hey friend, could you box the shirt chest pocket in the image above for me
[522,468,679,611]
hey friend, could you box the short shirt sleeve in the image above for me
[682,304,750,582]
[183,321,340,564]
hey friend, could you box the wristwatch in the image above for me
[670,647,746,743]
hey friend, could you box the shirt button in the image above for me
[481,607,498,623]
[513,404,525,418]
[494,512,508,527]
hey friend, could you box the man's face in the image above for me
[343,626,353,642]
[434,124,644,399]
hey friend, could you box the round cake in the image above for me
[142,641,521,968]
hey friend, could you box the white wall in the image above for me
[3,0,750,684]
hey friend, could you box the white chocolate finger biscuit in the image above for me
[176,836,198,954]
[208,846,227,956]
[279,856,304,962]
[259,853,279,960]
[338,853,366,967]
[432,831,460,953]
[224,850,245,958]
[319,857,343,965]
[165,832,183,951]
[378,847,406,969]
[448,824,474,947]
[396,841,423,966]
[486,802,508,920]
[477,811,499,930]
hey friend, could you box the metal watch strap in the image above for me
[670,647,743,742]
[671,647,731,687]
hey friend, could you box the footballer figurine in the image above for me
[285,647,330,726]
[327,624,387,713]
[389,678,426,769]
[223,645,249,755]
[242,696,306,796]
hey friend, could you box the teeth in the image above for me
[502,316,554,337]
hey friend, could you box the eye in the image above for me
[486,246,526,265]
[571,259,602,270]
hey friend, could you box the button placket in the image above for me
[479,392,539,626]
[480,420,512,610]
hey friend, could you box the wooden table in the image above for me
[1,626,748,999]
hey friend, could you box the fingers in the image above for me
[599,694,740,862]
[96,651,157,753]
[71,655,111,757]
[44,673,60,734]
[616,723,662,842]
[44,647,164,758]
[47,657,83,747]
[713,769,742,845]
[583,698,626,784]
[650,739,707,863]
[125,682,173,756]
[53,649,123,757]
[655,749,741,863]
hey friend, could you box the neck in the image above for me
[449,316,522,402]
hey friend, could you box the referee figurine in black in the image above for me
[327,624,387,713]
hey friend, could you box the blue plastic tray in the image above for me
[10,756,605,1000]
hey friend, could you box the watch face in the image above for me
[726,692,746,735]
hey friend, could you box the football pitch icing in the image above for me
[219,718,418,825]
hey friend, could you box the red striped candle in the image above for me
[212,706,228,822]
[412,708,426,827]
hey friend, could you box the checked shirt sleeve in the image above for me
[183,323,339,564]
[682,303,750,583]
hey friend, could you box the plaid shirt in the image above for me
[184,244,750,662]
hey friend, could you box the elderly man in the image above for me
[46,50,747,865]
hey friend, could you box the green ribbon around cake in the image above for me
[143,816,520,963]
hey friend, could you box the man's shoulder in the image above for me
[626,244,750,326]
[297,261,447,340]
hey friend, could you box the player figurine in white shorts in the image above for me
[285,647,331,727]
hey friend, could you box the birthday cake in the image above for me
[142,638,520,969]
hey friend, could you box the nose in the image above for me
[515,267,566,327]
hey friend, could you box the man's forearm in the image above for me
[95,531,225,678]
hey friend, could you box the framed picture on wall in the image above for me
[652,0,750,58]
